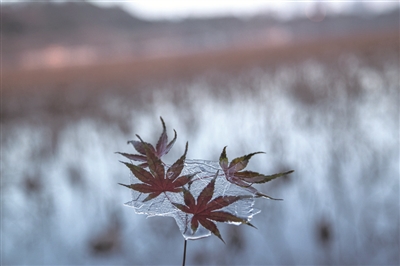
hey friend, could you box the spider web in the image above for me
[123,159,260,240]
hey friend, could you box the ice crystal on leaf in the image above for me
[117,117,293,242]
[119,142,195,202]
[172,171,255,243]
[219,146,294,200]
[117,117,176,168]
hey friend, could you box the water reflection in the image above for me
[2,50,399,265]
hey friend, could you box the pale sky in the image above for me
[2,1,399,20]
[87,1,399,20]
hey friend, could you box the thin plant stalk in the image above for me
[182,239,187,266]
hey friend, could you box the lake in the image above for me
[2,47,399,265]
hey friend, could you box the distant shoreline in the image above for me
[3,30,398,91]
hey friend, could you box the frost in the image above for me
[118,117,292,241]
[123,159,259,240]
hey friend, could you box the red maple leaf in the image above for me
[172,172,254,243]
[117,117,177,167]
[119,141,194,202]
[219,146,294,200]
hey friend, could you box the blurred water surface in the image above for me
[2,48,399,265]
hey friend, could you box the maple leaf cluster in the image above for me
[118,117,293,242]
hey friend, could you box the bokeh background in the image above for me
[2,1,399,265]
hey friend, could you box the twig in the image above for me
[182,239,187,266]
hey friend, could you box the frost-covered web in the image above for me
[118,117,291,241]
[123,159,260,240]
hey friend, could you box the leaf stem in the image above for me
[182,239,187,266]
